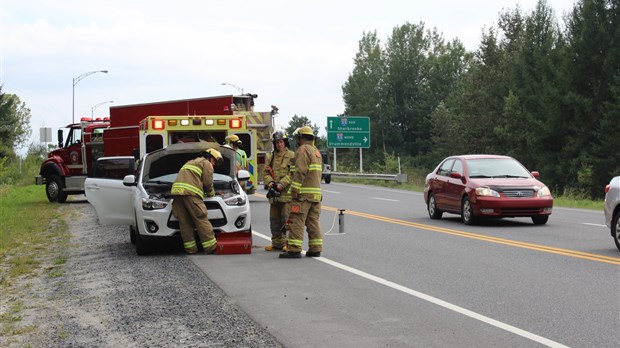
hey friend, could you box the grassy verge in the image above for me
[0,184,70,339]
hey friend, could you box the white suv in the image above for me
[604,176,620,251]
[85,142,251,255]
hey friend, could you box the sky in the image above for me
[1,0,577,152]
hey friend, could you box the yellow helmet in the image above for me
[204,148,223,166]
[225,134,242,145]
[293,126,314,137]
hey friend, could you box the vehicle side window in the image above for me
[451,159,463,175]
[92,158,136,179]
[437,159,454,176]
[237,133,252,158]
[146,134,164,153]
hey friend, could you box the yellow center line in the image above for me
[322,206,620,266]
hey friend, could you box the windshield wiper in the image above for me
[493,175,528,178]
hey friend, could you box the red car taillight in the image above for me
[605,184,610,193]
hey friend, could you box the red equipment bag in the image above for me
[216,231,252,255]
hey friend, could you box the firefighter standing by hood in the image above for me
[171,148,223,254]
[279,126,323,258]
[263,131,295,251]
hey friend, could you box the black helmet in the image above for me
[272,130,290,148]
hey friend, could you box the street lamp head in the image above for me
[101,70,109,73]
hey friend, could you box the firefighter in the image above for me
[279,126,323,259]
[225,134,248,172]
[263,131,295,251]
[171,148,223,254]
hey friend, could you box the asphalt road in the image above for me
[192,182,620,348]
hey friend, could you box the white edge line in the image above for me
[252,229,569,348]
[582,223,606,227]
[372,197,399,202]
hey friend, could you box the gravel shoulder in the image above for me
[3,201,282,348]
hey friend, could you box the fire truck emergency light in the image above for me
[230,119,241,129]
[180,119,190,126]
[192,118,201,126]
[168,120,178,126]
[205,119,214,126]
[152,119,165,130]
[217,119,226,125]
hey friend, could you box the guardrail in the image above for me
[330,172,408,184]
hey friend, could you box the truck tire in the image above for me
[46,175,68,203]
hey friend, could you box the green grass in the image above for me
[0,184,69,337]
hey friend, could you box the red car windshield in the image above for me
[466,158,531,178]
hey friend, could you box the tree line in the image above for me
[339,0,619,199]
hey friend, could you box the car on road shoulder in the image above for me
[424,154,553,225]
[85,142,251,255]
[604,176,620,251]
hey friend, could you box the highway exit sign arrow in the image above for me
[327,116,370,149]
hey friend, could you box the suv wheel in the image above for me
[135,233,149,256]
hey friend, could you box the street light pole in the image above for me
[73,70,108,124]
[221,82,244,95]
[91,100,114,118]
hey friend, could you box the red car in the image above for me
[424,155,553,225]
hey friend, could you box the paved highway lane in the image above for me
[193,183,620,348]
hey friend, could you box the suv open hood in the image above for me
[142,142,236,181]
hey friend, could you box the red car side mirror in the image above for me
[449,172,462,179]
[531,171,540,178]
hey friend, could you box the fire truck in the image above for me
[35,117,109,203]
[36,94,275,202]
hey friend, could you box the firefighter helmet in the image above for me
[225,134,242,146]
[203,148,223,166]
[293,126,315,138]
[271,130,290,147]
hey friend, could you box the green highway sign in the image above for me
[327,116,370,148]
[327,132,370,148]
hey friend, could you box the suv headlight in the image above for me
[224,195,246,206]
[142,198,168,210]
[475,187,500,197]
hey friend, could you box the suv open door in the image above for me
[85,156,136,225]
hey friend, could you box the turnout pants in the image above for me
[287,200,322,253]
[269,201,290,249]
[172,195,217,253]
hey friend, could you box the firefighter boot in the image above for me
[265,245,288,252]
[306,251,321,257]
[278,251,301,259]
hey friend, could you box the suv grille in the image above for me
[167,201,228,229]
